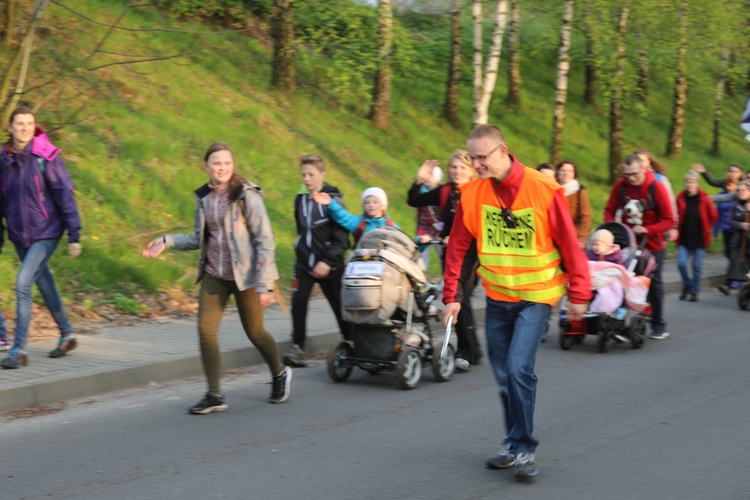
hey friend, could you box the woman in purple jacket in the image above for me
[0,107,82,369]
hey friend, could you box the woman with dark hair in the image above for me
[555,160,592,245]
[407,150,481,371]
[143,142,291,414]
[536,163,556,180]
[635,149,678,241]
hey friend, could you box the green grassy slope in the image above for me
[0,0,747,313]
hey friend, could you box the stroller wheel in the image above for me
[396,347,422,390]
[738,285,750,311]
[597,319,611,353]
[559,332,574,350]
[629,315,646,349]
[327,341,353,383]
[431,344,455,382]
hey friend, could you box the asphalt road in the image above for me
[2,291,749,500]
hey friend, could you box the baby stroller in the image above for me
[326,226,455,389]
[558,222,656,353]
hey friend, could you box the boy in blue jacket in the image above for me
[312,186,400,244]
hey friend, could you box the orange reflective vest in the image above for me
[460,169,568,306]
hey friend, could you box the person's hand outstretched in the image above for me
[691,163,706,173]
[312,191,331,205]
[143,236,167,258]
[416,159,438,185]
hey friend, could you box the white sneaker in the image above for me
[455,358,471,371]
[648,331,670,340]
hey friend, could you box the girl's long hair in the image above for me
[635,149,667,175]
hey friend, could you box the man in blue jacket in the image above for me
[0,106,82,369]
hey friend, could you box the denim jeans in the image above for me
[677,245,705,295]
[0,309,7,339]
[484,297,551,454]
[13,240,73,350]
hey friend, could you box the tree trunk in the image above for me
[0,0,49,124]
[444,0,461,124]
[712,50,728,156]
[270,0,295,96]
[609,6,629,183]
[636,30,649,104]
[4,27,33,115]
[725,49,736,97]
[4,0,17,46]
[370,0,393,129]
[666,1,688,159]
[474,0,508,126]
[506,0,521,107]
[471,0,483,124]
[583,30,596,106]
[550,0,574,165]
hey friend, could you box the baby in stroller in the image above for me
[559,222,654,352]
[326,226,455,389]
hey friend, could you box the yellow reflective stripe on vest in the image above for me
[477,265,564,288]
[484,281,567,302]
[478,249,562,269]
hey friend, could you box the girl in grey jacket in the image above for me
[143,142,291,414]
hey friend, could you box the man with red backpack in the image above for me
[604,154,675,340]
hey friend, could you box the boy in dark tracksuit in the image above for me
[283,155,350,367]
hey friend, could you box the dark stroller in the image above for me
[326,226,455,389]
[559,222,656,353]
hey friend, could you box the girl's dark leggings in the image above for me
[198,275,283,395]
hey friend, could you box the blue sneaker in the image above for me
[486,445,515,469]
[514,452,538,479]
[1,348,28,369]
[0,337,12,352]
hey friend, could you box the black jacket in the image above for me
[294,183,349,273]
[407,181,460,239]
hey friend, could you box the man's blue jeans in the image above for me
[13,240,73,350]
[677,245,705,295]
[484,297,551,454]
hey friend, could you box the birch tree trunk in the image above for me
[506,0,521,107]
[444,0,461,124]
[472,0,483,124]
[370,0,393,129]
[666,1,688,158]
[474,0,508,126]
[609,6,629,183]
[636,30,649,104]
[550,0,574,165]
[712,50,729,156]
[270,0,295,96]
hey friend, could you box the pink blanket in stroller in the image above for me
[588,261,632,313]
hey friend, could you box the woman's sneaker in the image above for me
[189,392,228,414]
[49,335,77,358]
[269,366,292,404]
[0,337,12,351]
[1,348,28,369]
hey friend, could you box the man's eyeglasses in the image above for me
[465,143,504,164]
[622,171,641,178]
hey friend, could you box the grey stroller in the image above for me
[326,226,455,389]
